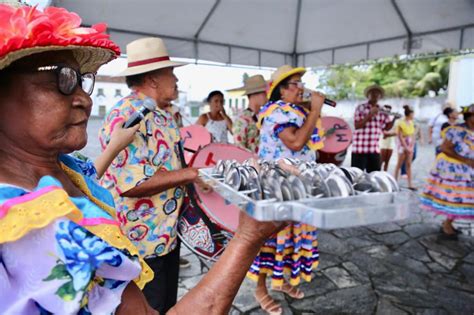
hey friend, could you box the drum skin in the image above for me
[180,125,212,164]
[317,117,352,166]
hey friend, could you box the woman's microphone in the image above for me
[303,89,337,107]
[123,97,157,128]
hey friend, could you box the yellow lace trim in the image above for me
[60,162,154,288]
[61,165,117,219]
[0,163,154,288]
[0,189,83,244]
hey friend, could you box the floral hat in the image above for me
[0,2,120,73]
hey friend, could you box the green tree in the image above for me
[317,54,453,99]
[242,72,250,84]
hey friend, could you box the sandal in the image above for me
[254,292,282,315]
[272,282,305,299]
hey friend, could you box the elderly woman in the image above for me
[0,4,280,314]
[420,104,474,240]
[249,65,324,315]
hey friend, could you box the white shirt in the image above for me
[429,114,448,146]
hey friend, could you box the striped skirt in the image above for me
[247,223,319,287]
[420,154,474,219]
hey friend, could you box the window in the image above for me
[114,89,123,97]
[242,98,246,108]
[229,99,232,108]
[96,88,105,97]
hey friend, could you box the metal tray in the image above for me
[199,168,416,229]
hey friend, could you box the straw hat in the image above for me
[461,104,474,115]
[267,65,306,99]
[364,84,385,98]
[229,75,267,96]
[117,37,187,77]
[0,2,120,72]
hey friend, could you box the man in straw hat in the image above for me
[99,37,199,313]
[352,84,394,172]
[231,74,268,153]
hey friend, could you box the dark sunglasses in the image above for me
[34,65,96,96]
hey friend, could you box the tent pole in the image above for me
[292,0,303,66]
[390,0,412,54]
[194,0,221,40]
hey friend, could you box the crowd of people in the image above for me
[0,2,472,315]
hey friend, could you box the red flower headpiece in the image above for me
[0,4,121,72]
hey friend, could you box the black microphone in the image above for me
[323,98,337,107]
[123,97,157,128]
[303,90,337,107]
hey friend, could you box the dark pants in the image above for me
[143,243,181,314]
[351,153,381,172]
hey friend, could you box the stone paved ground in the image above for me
[83,118,474,314]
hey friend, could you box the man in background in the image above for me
[352,84,394,172]
[232,75,268,153]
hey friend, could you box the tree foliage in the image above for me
[316,55,453,99]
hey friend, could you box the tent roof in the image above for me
[54,0,474,68]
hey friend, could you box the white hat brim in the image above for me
[115,60,187,77]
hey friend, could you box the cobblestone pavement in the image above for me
[83,119,474,314]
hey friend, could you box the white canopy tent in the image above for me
[54,0,474,68]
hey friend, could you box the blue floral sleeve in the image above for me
[444,126,457,143]
[70,152,99,181]
[270,108,301,137]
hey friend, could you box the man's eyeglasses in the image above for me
[35,65,95,96]
[287,81,305,89]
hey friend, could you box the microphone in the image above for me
[303,89,337,107]
[123,97,157,128]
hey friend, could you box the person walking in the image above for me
[420,104,474,240]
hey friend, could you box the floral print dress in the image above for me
[248,100,319,287]
[0,155,152,314]
[420,124,474,218]
[257,100,322,161]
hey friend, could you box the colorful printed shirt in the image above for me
[233,108,260,153]
[99,91,184,258]
[353,102,390,154]
[257,101,322,161]
[0,155,151,314]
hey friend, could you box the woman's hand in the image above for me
[277,159,301,176]
[235,211,286,245]
[108,118,140,154]
[117,282,159,315]
[467,159,474,168]
[310,91,325,113]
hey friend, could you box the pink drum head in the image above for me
[180,125,212,152]
[191,143,257,232]
[321,117,353,154]
[180,125,212,164]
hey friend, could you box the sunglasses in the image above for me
[34,65,95,96]
[287,81,305,89]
